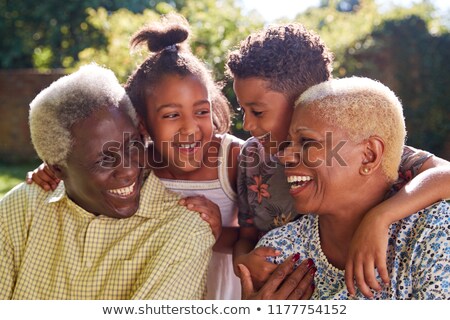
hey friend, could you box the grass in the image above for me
[0,162,40,199]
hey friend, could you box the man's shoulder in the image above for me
[1,182,46,207]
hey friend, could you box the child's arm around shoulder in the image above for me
[25,162,60,191]
[345,146,450,298]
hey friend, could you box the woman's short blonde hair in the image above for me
[29,64,138,166]
[296,77,406,182]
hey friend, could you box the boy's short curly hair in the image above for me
[297,77,406,182]
[29,64,138,166]
[226,23,334,103]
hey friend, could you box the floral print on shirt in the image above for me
[257,201,450,300]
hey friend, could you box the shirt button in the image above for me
[86,260,93,268]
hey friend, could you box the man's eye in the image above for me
[252,111,263,117]
[97,155,116,167]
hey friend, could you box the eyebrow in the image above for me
[156,99,210,112]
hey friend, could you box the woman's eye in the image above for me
[300,138,316,148]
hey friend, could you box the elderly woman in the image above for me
[0,64,214,299]
[255,77,450,299]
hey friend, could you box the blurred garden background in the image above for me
[1,0,449,198]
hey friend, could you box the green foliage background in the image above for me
[1,0,449,158]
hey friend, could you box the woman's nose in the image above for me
[277,145,300,167]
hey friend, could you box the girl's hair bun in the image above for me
[130,13,190,53]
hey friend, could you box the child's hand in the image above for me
[25,163,60,191]
[345,208,390,298]
[235,247,280,290]
[179,196,222,241]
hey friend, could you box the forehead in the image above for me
[70,106,137,157]
[154,74,208,95]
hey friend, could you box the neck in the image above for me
[318,178,390,269]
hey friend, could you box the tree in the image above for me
[343,16,450,157]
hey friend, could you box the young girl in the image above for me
[26,14,243,300]
[226,22,450,298]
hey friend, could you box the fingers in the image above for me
[279,258,315,300]
[179,195,210,206]
[253,246,281,257]
[353,259,374,299]
[26,163,59,191]
[375,255,390,286]
[260,253,299,295]
[238,264,255,300]
[363,260,382,293]
[345,260,356,296]
[25,171,34,184]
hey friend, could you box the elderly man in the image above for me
[0,64,214,299]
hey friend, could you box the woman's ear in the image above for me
[360,136,385,175]
[48,164,66,180]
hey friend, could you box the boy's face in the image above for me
[233,77,293,154]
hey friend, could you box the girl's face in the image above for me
[144,74,214,174]
[233,77,293,154]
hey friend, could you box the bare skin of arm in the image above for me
[233,226,279,289]
[345,155,450,298]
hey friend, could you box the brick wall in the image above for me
[0,69,65,163]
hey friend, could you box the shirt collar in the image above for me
[45,170,181,219]
[134,170,182,219]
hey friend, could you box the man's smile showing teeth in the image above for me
[108,182,135,196]
[287,175,313,190]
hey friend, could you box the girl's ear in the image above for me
[48,164,66,180]
[138,117,152,147]
[360,136,385,175]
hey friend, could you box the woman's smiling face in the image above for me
[281,106,363,215]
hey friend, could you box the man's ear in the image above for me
[48,164,66,180]
[360,136,385,175]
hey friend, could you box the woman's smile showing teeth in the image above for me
[108,182,136,196]
[287,175,313,191]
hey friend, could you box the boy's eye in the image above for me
[128,139,142,149]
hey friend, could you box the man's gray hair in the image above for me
[29,64,138,166]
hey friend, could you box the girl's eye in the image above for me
[162,113,179,119]
[195,109,210,116]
